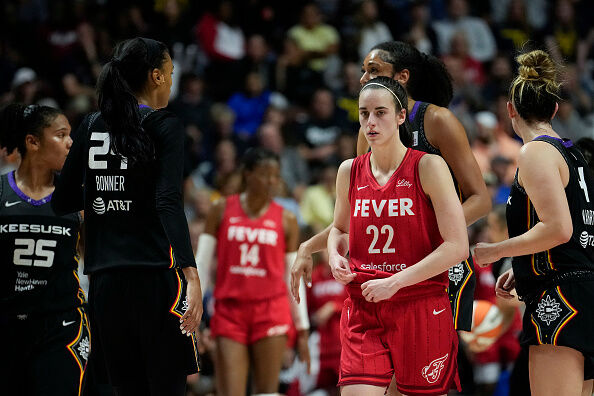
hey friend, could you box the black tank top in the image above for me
[409,101,463,200]
[506,136,594,298]
[0,172,83,315]
[53,106,196,273]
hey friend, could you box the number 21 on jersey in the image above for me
[89,132,128,170]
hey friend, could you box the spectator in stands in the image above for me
[287,2,341,88]
[258,122,310,200]
[494,0,536,54]
[433,0,497,62]
[292,87,350,172]
[353,0,393,64]
[238,34,277,92]
[227,71,271,144]
[404,0,440,55]
[195,0,245,100]
[275,36,324,108]
[442,30,486,86]
[551,90,594,141]
[335,61,362,132]
[545,0,579,64]
[300,163,336,233]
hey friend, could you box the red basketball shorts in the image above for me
[338,291,460,395]
[211,294,292,345]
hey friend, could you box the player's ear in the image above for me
[25,134,40,153]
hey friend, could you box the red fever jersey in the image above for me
[307,264,347,361]
[348,149,447,298]
[215,195,286,300]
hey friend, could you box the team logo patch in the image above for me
[422,353,448,384]
[536,295,563,326]
[77,336,90,361]
[448,263,464,285]
[68,323,90,368]
[531,287,578,344]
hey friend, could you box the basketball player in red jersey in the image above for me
[328,76,468,396]
[194,148,310,396]
[306,253,348,395]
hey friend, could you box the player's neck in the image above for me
[370,140,407,175]
[517,119,558,143]
[15,160,55,198]
[241,192,270,219]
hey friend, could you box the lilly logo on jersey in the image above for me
[422,353,449,384]
[92,197,132,215]
[353,198,415,217]
[396,178,412,188]
[580,231,594,248]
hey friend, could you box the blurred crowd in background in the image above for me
[1,0,593,395]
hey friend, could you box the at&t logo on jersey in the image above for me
[579,231,594,248]
[422,354,449,384]
[92,197,132,215]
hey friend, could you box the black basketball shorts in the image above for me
[0,306,90,396]
[87,267,199,386]
[520,279,594,380]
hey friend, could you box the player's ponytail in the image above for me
[361,76,412,147]
[371,41,453,107]
[509,49,561,123]
[96,37,168,165]
[0,103,61,156]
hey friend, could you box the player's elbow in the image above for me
[554,221,573,245]
[453,235,470,264]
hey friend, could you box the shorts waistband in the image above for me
[346,282,447,302]
[517,270,594,304]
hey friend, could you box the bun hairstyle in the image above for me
[0,103,61,156]
[96,37,169,165]
[360,76,412,147]
[509,49,562,123]
[371,41,453,107]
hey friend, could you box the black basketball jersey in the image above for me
[506,136,594,297]
[409,101,463,200]
[52,106,195,273]
[0,172,83,315]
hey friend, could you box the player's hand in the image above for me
[296,329,311,374]
[361,276,399,302]
[495,268,516,299]
[473,242,502,267]
[181,267,203,336]
[329,252,356,285]
[290,244,313,303]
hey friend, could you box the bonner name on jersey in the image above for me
[0,224,71,236]
[227,225,278,246]
[353,198,415,217]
